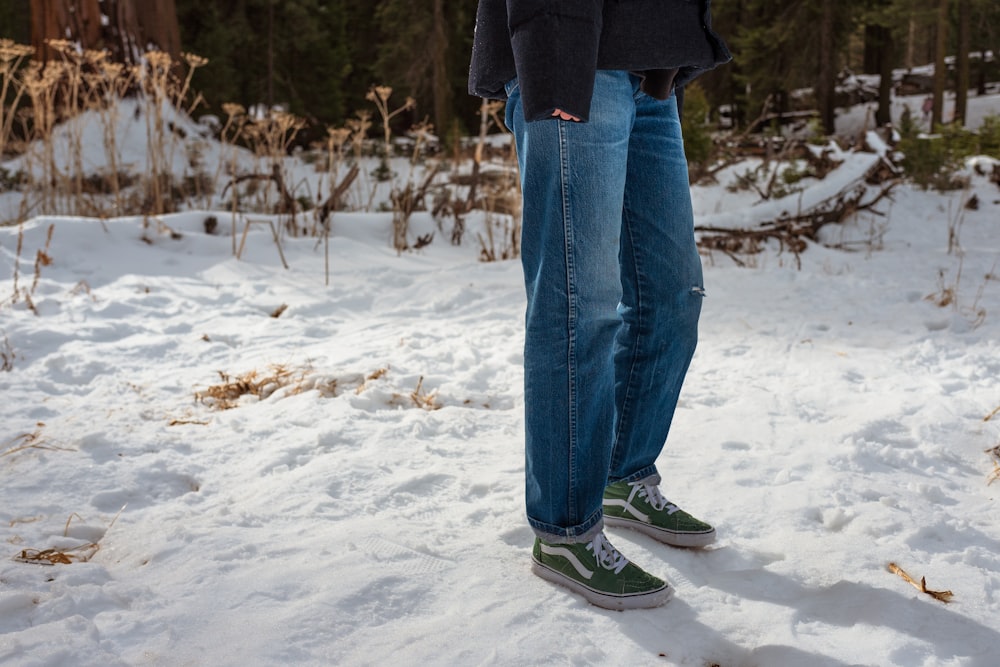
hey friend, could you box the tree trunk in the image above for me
[906,14,916,69]
[863,25,881,75]
[431,0,451,137]
[30,0,102,62]
[30,0,181,64]
[816,0,836,135]
[931,0,948,127]
[876,26,894,127]
[954,0,970,126]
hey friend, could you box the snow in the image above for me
[2,99,1000,667]
[836,91,1000,139]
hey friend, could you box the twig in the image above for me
[317,163,360,226]
[984,405,1000,422]
[168,418,210,426]
[888,562,954,603]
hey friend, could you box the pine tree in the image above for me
[373,0,479,139]
[729,0,856,133]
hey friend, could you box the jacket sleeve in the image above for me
[506,0,603,122]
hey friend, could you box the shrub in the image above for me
[898,114,1000,190]
[681,83,714,181]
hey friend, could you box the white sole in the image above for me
[531,559,674,610]
[604,515,717,548]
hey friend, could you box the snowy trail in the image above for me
[2,164,1000,665]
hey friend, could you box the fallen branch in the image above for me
[696,179,899,265]
[888,562,954,603]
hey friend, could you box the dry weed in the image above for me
[408,375,440,411]
[888,562,954,603]
[355,366,389,394]
[1,334,14,371]
[986,444,1000,485]
[30,223,55,294]
[13,506,124,566]
[1,426,71,458]
[196,365,303,409]
[168,418,210,426]
[0,39,34,159]
[13,547,94,565]
[366,85,415,161]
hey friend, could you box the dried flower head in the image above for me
[223,103,246,118]
[145,51,173,71]
[327,127,351,144]
[46,39,77,56]
[182,52,208,68]
[367,85,393,103]
[0,39,34,63]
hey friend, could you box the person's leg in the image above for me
[505,70,633,543]
[601,89,715,548]
[608,90,704,484]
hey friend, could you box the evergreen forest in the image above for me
[1,0,998,143]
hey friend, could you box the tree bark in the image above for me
[30,0,102,62]
[954,0,970,126]
[876,26,894,127]
[816,0,836,135]
[931,0,948,126]
[30,0,181,64]
[431,0,451,138]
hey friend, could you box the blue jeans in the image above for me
[505,70,704,543]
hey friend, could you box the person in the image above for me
[469,1,731,610]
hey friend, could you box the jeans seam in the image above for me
[557,118,579,525]
[611,190,643,476]
[610,96,641,475]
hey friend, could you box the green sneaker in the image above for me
[531,532,673,610]
[603,479,716,548]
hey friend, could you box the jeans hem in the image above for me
[528,510,604,544]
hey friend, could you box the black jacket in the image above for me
[468,0,731,122]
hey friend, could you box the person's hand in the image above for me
[552,109,581,121]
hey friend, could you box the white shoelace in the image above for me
[586,533,629,574]
[635,482,680,515]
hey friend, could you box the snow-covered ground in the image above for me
[837,90,1000,139]
[2,97,1000,666]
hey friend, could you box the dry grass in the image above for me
[406,375,440,411]
[3,37,521,260]
[13,547,94,566]
[4,222,54,314]
[194,364,441,410]
[1,333,13,371]
[167,418,211,426]
[1,426,72,458]
[195,365,300,410]
[888,562,954,603]
[985,444,1000,485]
[355,367,389,394]
[12,506,124,567]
